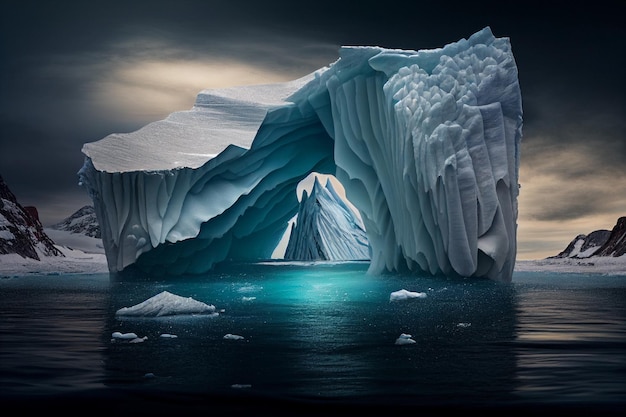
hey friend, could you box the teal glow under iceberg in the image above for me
[79,26,522,282]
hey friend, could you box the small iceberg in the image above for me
[112,331,138,339]
[115,291,218,317]
[389,289,427,302]
[395,333,416,345]
[223,333,245,340]
[111,331,147,343]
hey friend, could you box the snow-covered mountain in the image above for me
[50,205,100,238]
[43,205,104,255]
[552,230,611,258]
[595,217,626,257]
[551,217,626,259]
[284,177,369,261]
[0,175,63,260]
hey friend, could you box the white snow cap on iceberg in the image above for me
[115,290,218,317]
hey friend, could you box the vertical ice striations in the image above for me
[290,27,522,281]
[79,27,522,281]
[284,177,369,261]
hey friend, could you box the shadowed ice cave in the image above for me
[79,26,522,282]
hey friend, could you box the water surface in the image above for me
[1,262,624,415]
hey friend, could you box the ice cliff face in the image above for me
[284,177,369,261]
[79,27,522,281]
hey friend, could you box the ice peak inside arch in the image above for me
[79,26,522,282]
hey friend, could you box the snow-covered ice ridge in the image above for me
[79,27,522,282]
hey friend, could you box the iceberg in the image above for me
[111,331,139,339]
[389,289,427,302]
[79,26,522,282]
[115,291,218,317]
[223,333,245,340]
[395,333,416,345]
[284,176,369,261]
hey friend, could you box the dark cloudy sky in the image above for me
[1,0,624,259]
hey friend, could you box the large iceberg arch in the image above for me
[79,27,522,282]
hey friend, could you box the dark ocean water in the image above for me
[1,261,625,416]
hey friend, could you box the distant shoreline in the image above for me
[0,227,622,278]
[2,251,625,278]
[514,256,626,275]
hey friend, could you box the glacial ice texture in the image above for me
[79,26,522,282]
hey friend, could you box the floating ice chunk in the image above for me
[160,333,178,338]
[395,333,416,345]
[231,384,252,389]
[115,290,217,317]
[390,289,427,301]
[111,331,138,339]
[223,334,245,340]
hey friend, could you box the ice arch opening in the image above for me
[79,27,522,282]
[271,172,362,259]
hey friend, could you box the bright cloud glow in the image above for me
[516,136,626,259]
[93,59,297,123]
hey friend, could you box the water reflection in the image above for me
[0,274,111,395]
[2,267,624,411]
[513,275,626,403]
